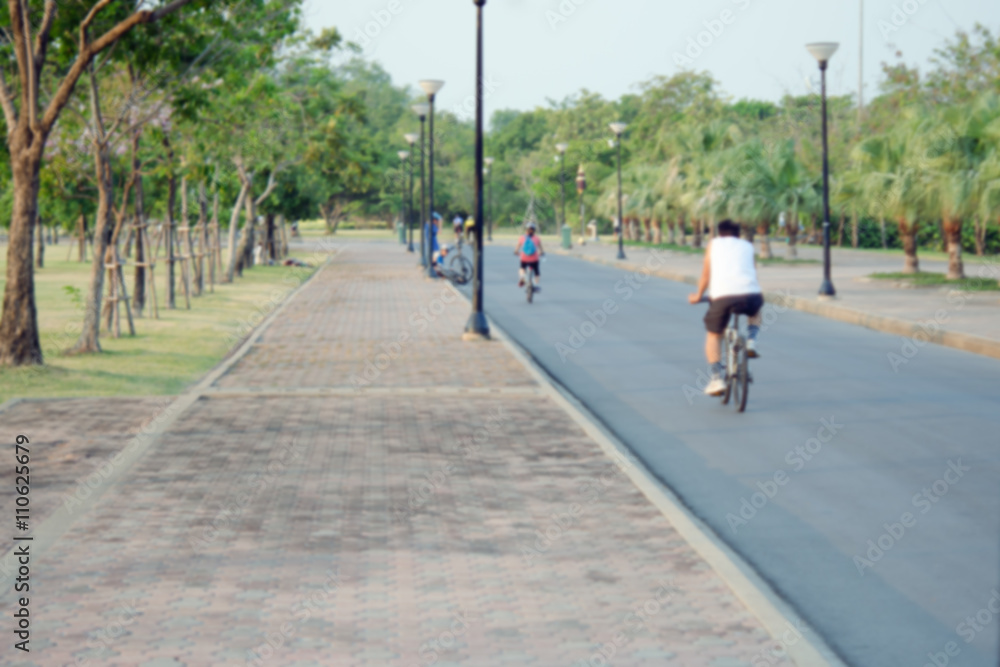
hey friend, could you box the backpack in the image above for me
[522,235,537,256]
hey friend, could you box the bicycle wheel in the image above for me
[734,342,749,412]
[455,256,473,284]
[721,334,733,405]
[526,267,535,303]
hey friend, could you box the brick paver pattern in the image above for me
[1,245,791,666]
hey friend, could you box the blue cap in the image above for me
[432,212,442,220]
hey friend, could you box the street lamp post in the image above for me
[556,143,568,231]
[397,151,409,245]
[485,156,494,242]
[404,133,418,253]
[610,122,627,260]
[576,164,586,245]
[411,105,429,266]
[464,0,490,340]
[419,79,444,279]
[807,42,839,298]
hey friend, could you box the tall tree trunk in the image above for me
[53,224,58,245]
[899,218,919,274]
[181,177,198,297]
[321,202,335,234]
[653,219,662,245]
[278,215,288,259]
[973,216,986,257]
[162,134,177,309]
[642,218,652,243]
[235,191,256,276]
[36,215,44,269]
[880,218,888,249]
[132,127,146,316]
[265,213,276,261]
[693,218,703,248]
[71,67,116,354]
[786,210,798,259]
[211,189,219,290]
[197,182,208,295]
[756,221,773,259]
[224,180,251,283]
[943,216,965,280]
[836,212,845,247]
[0,142,44,366]
[851,211,859,249]
[78,211,87,262]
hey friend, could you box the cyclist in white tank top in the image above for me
[688,220,765,396]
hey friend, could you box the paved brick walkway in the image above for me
[1,245,790,666]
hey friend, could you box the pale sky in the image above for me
[305,0,999,123]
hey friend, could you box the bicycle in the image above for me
[721,312,752,412]
[434,245,472,286]
[697,296,753,412]
[525,263,537,303]
[449,238,474,282]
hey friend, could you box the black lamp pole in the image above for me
[427,94,438,279]
[465,0,490,339]
[819,59,835,297]
[611,123,627,260]
[576,164,586,245]
[421,80,444,280]
[617,138,625,259]
[414,109,428,267]
[405,134,417,253]
[397,151,408,245]
[558,153,566,229]
[807,42,838,297]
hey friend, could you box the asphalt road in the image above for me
[462,245,1000,667]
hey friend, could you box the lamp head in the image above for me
[609,122,627,136]
[806,42,839,65]
[411,103,430,118]
[404,132,418,145]
[418,79,445,96]
[555,142,569,154]
[485,156,495,166]
[398,151,410,160]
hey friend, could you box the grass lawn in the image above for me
[623,239,706,255]
[868,271,1000,291]
[0,244,323,403]
[758,256,820,266]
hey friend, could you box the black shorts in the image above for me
[704,293,764,334]
[520,260,540,276]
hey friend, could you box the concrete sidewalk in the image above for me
[1,245,808,666]
[534,236,1000,360]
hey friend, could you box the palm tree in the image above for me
[925,95,1000,277]
[675,120,742,247]
[656,157,686,244]
[853,111,931,273]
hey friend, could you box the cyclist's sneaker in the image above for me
[747,338,759,358]
[518,278,525,288]
[704,375,726,396]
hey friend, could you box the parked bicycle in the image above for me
[434,245,473,286]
